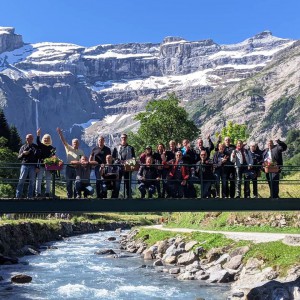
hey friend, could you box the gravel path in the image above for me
[145,225,300,245]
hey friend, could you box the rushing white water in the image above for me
[0,231,230,300]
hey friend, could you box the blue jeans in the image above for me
[138,182,157,198]
[16,164,36,198]
[35,166,51,194]
[66,166,77,198]
[214,169,228,198]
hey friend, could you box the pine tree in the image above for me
[9,125,23,152]
[0,109,10,143]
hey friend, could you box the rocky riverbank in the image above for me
[120,229,300,300]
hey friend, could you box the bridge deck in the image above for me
[0,198,299,213]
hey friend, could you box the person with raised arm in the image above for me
[262,139,287,198]
[56,127,84,198]
[35,128,56,197]
[194,134,215,161]
[215,136,236,198]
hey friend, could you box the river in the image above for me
[0,231,230,300]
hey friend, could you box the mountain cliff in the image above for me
[0,27,298,156]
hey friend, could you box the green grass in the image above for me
[164,211,300,234]
[136,228,300,276]
[244,241,300,275]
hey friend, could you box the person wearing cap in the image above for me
[89,136,111,198]
[140,145,153,164]
[56,127,85,198]
[112,133,135,198]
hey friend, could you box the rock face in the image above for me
[0,27,298,158]
[0,27,23,53]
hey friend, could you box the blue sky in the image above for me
[1,0,300,46]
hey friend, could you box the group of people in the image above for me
[15,129,287,199]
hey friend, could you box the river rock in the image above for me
[107,237,116,241]
[136,245,147,254]
[185,241,198,252]
[177,251,198,266]
[20,245,40,256]
[164,255,177,264]
[157,240,169,254]
[11,274,32,284]
[143,249,155,260]
[169,267,181,274]
[224,255,243,270]
[174,237,184,246]
[94,249,116,255]
[153,259,163,267]
[205,247,222,263]
[177,271,195,280]
[207,264,231,283]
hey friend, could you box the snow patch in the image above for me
[104,115,118,124]
[73,119,99,129]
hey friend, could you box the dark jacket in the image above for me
[168,160,189,180]
[262,140,287,166]
[195,139,215,161]
[195,159,214,180]
[18,143,40,165]
[36,136,56,163]
[137,165,159,184]
[90,145,111,164]
[212,150,231,173]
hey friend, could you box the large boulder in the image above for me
[224,255,243,270]
[185,241,198,252]
[177,251,198,266]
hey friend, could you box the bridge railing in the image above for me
[0,162,299,199]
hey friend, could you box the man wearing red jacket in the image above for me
[166,151,189,198]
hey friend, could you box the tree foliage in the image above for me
[0,109,10,143]
[8,125,23,153]
[128,94,199,155]
[285,129,300,159]
[216,121,249,145]
[0,110,23,197]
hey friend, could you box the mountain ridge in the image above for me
[0,27,298,156]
